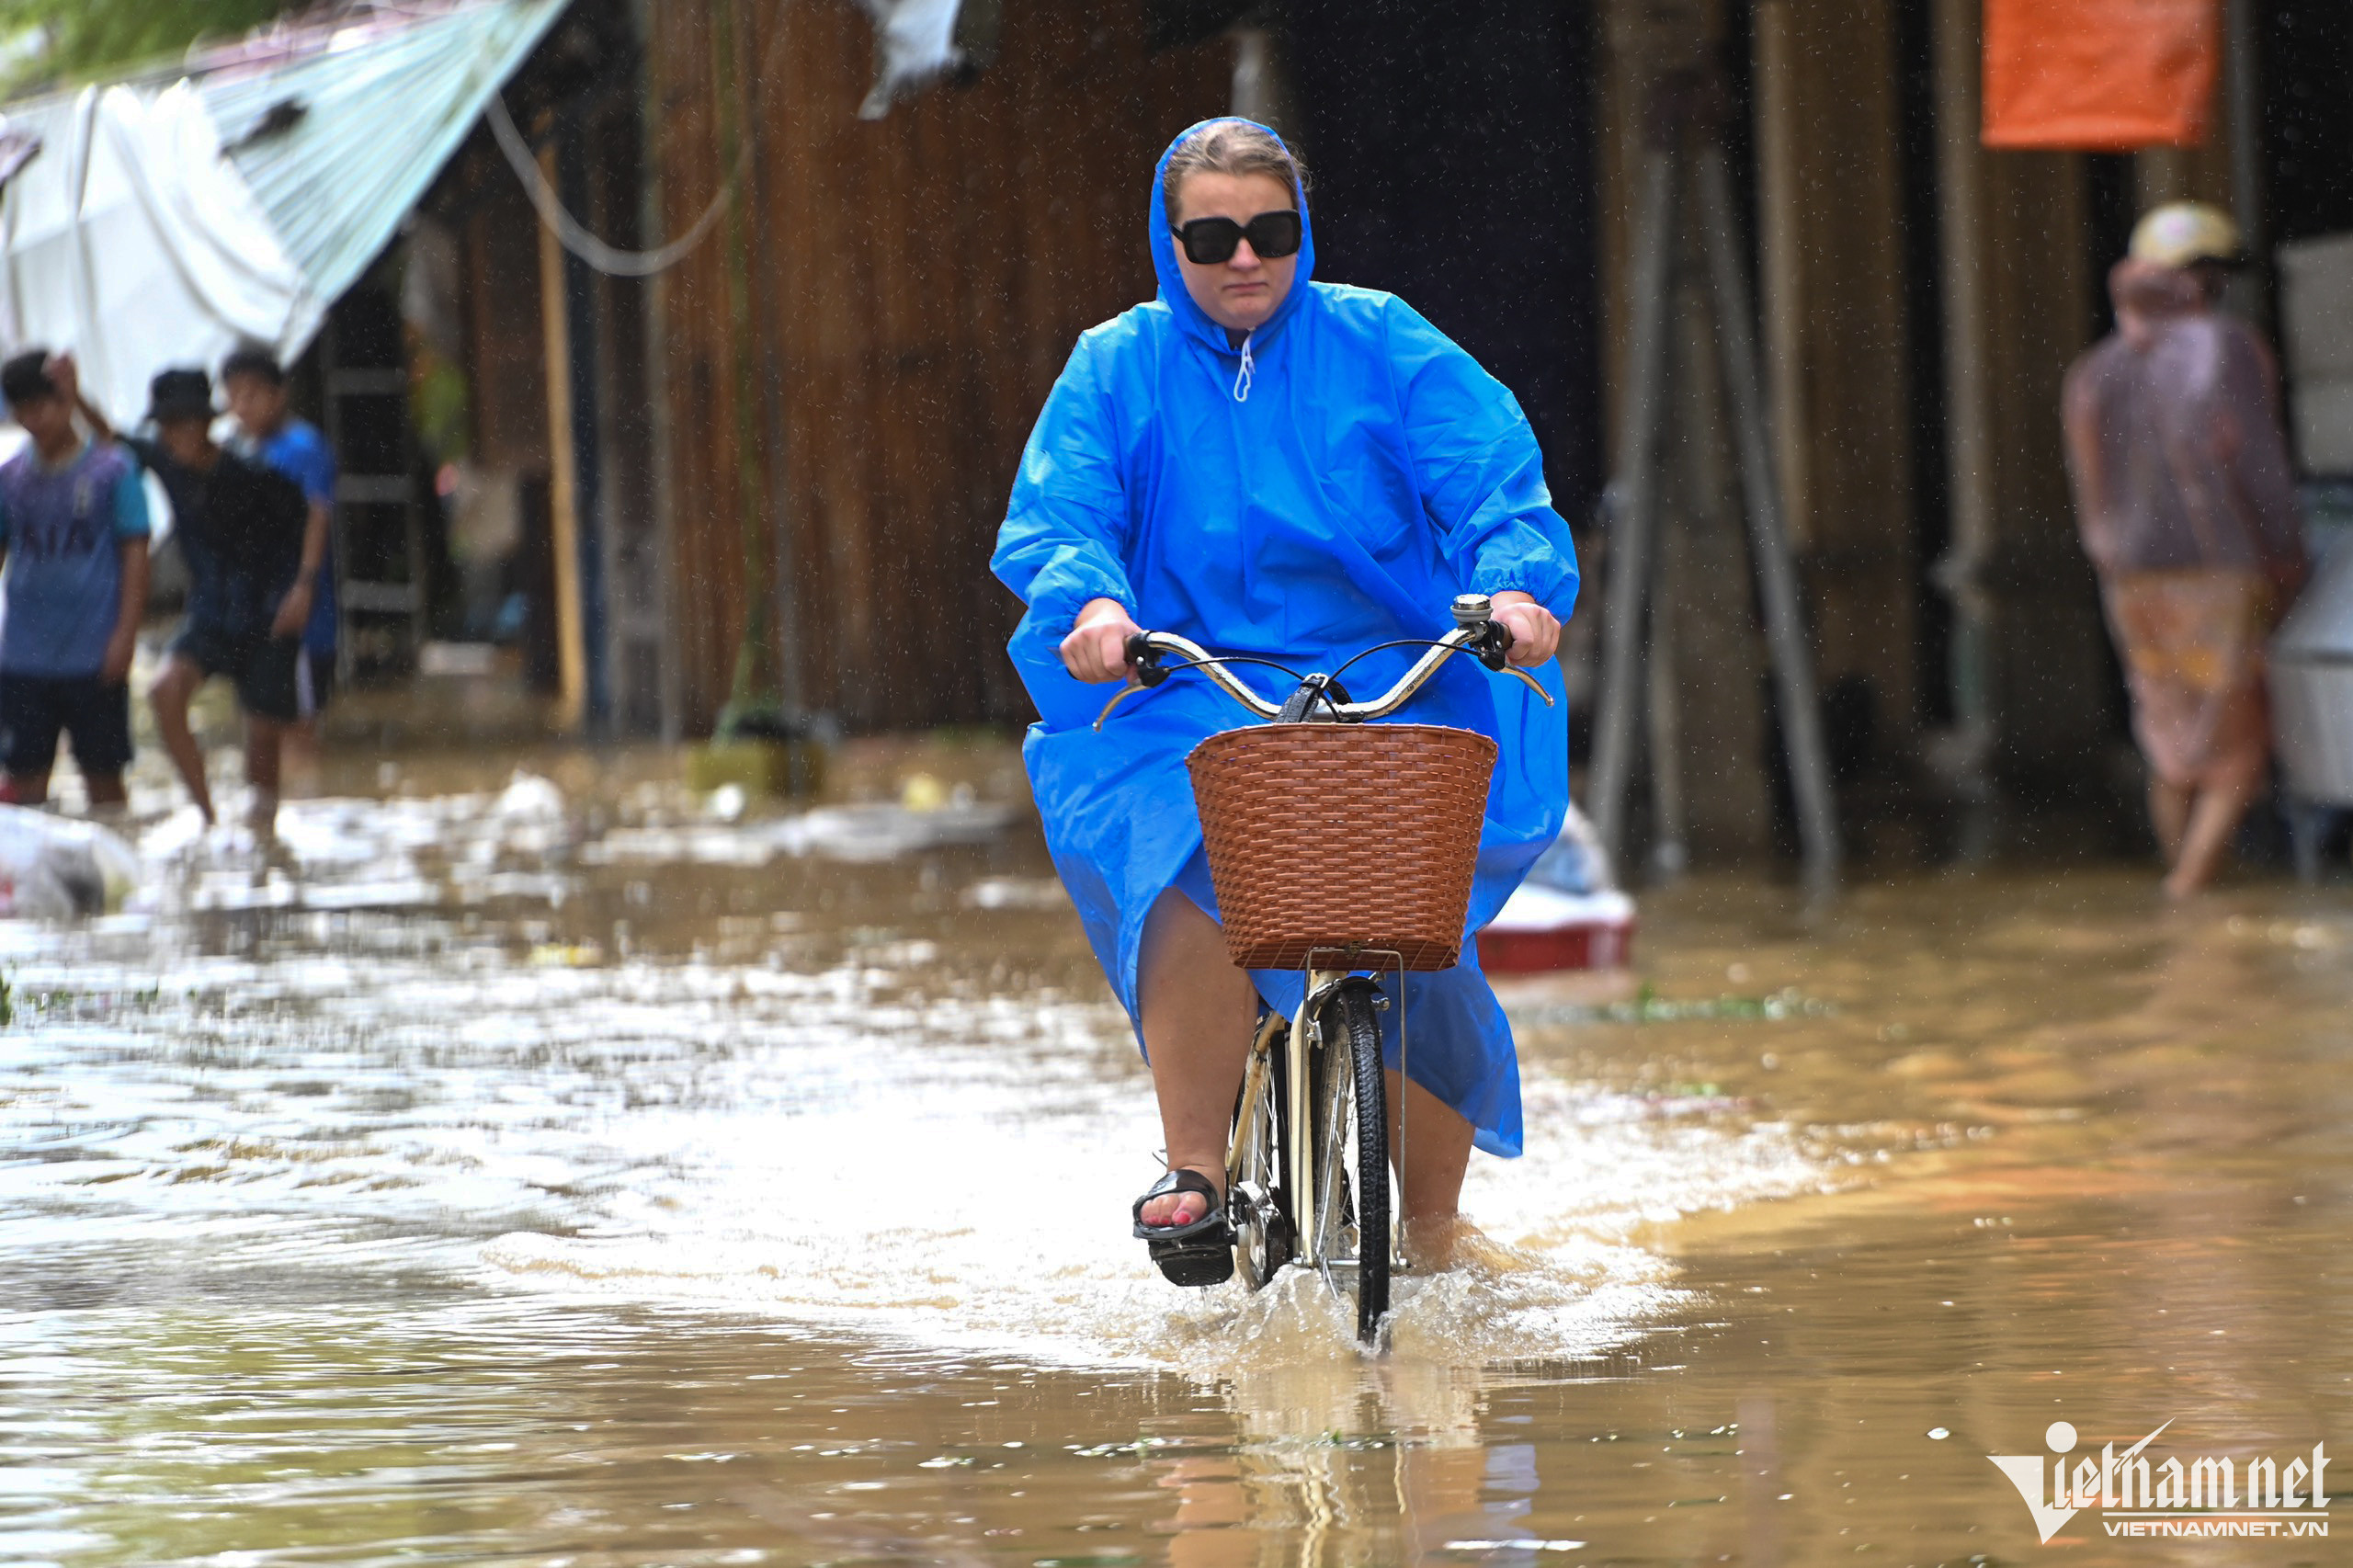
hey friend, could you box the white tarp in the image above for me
[0,82,313,432]
[0,0,574,443]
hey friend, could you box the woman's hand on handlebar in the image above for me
[1488,591,1561,667]
[1061,597,1143,685]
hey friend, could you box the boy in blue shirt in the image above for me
[222,345,336,762]
[0,351,151,813]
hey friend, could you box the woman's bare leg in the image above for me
[1134,895,1483,1251]
[1388,1068,1474,1267]
[2164,753,2265,899]
[1136,889,1257,1227]
[2148,778,2192,866]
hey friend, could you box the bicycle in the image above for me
[1098,593,1552,1344]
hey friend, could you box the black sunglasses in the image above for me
[1170,210,1303,265]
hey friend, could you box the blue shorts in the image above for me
[0,673,133,778]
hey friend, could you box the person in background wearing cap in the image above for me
[63,361,312,835]
[0,350,151,815]
[221,344,335,791]
[2063,202,2309,899]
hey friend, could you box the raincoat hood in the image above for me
[1150,118,1316,355]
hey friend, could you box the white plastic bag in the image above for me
[0,806,142,918]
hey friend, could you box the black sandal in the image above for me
[1131,1167,1234,1287]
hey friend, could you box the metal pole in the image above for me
[1694,145,1842,903]
[1587,146,1678,863]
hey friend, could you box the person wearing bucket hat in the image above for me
[2063,209,2307,898]
[145,367,216,425]
[993,119,1577,1286]
[2128,201,2245,271]
[64,361,313,836]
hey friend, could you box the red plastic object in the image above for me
[1477,914,1636,974]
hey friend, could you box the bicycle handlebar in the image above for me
[1093,595,1555,730]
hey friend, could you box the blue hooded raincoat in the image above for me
[990,119,1579,1158]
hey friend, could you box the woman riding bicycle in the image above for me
[991,119,1578,1287]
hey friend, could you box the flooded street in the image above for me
[12,0,2353,1558]
[6,746,2352,1567]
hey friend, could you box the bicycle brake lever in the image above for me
[1503,665,1556,707]
[1092,683,1147,732]
[1472,619,1552,704]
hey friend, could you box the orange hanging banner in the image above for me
[1983,0,2219,150]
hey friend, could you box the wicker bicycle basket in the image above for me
[1186,722,1497,971]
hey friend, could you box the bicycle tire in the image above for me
[1326,982,1391,1343]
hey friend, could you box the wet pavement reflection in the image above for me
[5,744,2351,1565]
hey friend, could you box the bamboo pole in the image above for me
[2223,0,2268,321]
[1697,145,1842,903]
[1750,0,1813,551]
[539,141,588,733]
[716,0,771,723]
[1931,0,1997,857]
[740,0,803,720]
[1643,565,1686,877]
[635,0,682,744]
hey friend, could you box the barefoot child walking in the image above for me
[66,361,317,835]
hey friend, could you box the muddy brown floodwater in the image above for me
[4,744,2351,1567]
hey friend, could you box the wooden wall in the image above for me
[1753,0,1916,735]
[644,0,1231,733]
